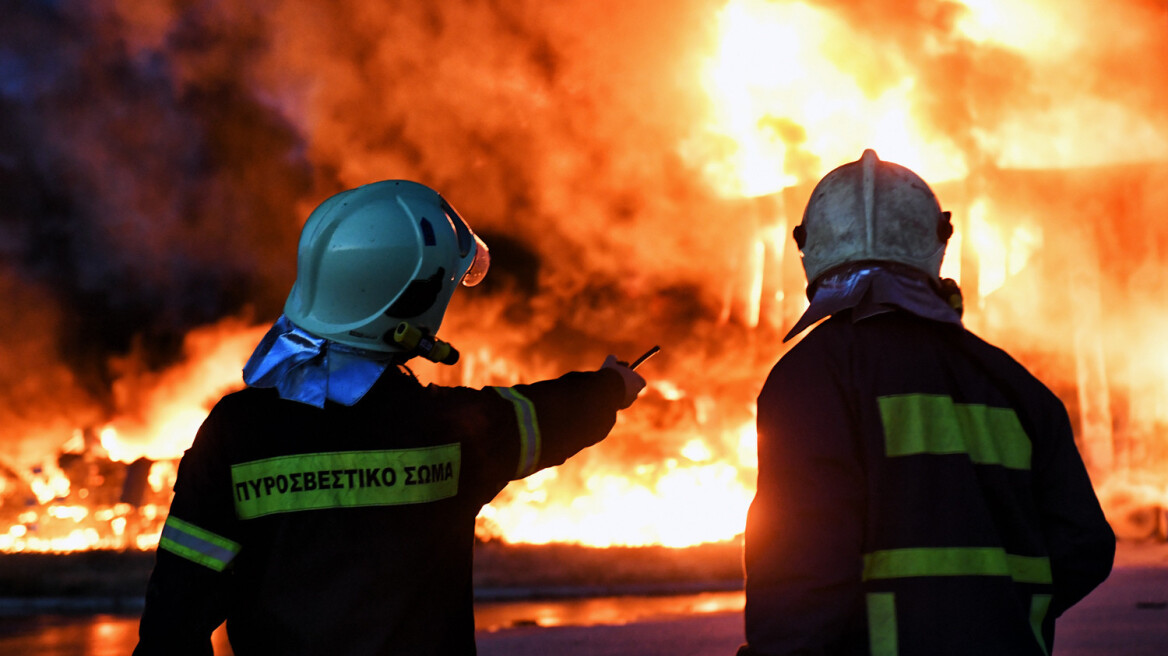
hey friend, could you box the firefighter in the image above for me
[134,180,645,655]
[738,151,1115,656]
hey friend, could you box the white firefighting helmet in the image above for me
[794,149,952,287]
[284,180,490,353]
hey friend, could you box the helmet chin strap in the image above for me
[937,277,964,318]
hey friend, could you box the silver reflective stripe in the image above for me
[159,515,241,572]
[493,386,541,478]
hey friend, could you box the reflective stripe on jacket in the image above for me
[135,367,625,656]
[743,311,1114,656]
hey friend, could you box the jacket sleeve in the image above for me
[509,368,626,474]
[447,367,625,493]
[741,344,868,656]
[135,408,241,656]
[1030,395,1115,619]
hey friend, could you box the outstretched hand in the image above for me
[602,355,647,409]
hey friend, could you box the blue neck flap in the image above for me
[242,315,396,408]
[784,265,962,342]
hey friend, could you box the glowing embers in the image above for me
[1,434,175,553]
[1,494,170,554]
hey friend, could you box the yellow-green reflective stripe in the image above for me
[230,445,461,520]
[493,387,541,478]
[866,592,898,656]
[863,547,1052,584]
[159,515,241,572]
[877,395,1031,470]
[1030,594,1052,656]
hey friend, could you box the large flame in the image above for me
[1,0,1166,552]
[686,0,969,197]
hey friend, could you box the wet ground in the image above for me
[476,564,1168,655]
[0,593,743,656]
[1,543,1165,655]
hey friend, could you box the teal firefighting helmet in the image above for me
[284,180,490,353]
[794,149,953,288]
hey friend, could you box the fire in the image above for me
[954,0,1168,169]
[480,454,753,548]
[687,0,967,197]
[959,198,1043,305]
[0,321,251,553]
[476,413,757,548]
[2,0,1167,554]
[102,320,271,462]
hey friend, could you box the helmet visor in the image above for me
[461,233,490,287]
[441,201,490,287]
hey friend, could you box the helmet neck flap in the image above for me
[783,262,963,342]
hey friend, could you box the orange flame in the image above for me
[686,0,968,197]
[2,0,1167,553]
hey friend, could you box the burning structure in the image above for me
[0,0,1166,553]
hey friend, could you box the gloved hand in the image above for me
[602,355,646,409]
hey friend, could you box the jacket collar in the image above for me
[784,264,962,342]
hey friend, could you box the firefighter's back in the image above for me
[826,311,1111,655]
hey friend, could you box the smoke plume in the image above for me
[1,0,1166,543]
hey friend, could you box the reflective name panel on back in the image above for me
[231,444,461,519]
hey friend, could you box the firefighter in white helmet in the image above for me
[739,151,1114,655]
[134,180,645,655]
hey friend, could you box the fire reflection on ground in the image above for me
[0,0,1166,558]
[0,593,743,655]
[0,614,230,656]
[475,590,743,632]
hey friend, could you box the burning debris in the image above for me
[0,427,174,552]
[1,0,1167,552]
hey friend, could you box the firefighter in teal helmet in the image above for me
[738,151,1114,655]
[134,180,646,655]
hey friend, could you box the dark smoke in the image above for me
[0,1,315,462]
[1,2,310,388]
[0,0,736,463]
[1,0,1165,512]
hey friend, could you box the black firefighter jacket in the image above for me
[134,366,627,656]
[742,310,1115,656]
